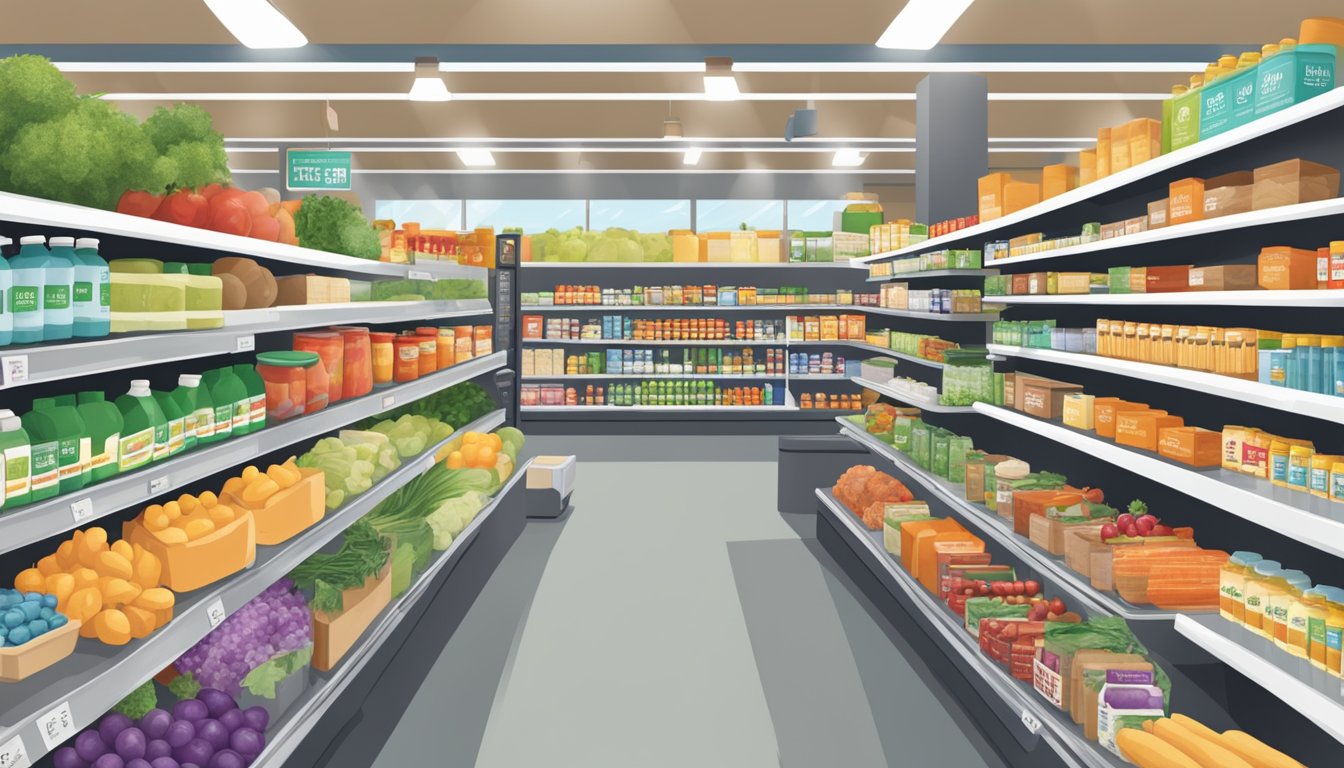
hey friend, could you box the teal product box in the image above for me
[1169,89,1202,150]
[1198,68,1259,140]
[1255,44,1336,116]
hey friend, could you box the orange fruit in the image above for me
[487,433,504,451]
[445,451,465,469]
[463,432,483,445]
[476,447,497,468]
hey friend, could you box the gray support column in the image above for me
[915,74,988,224]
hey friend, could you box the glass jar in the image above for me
[993,459,1031,521]
[436,327,457,370]
[293,331,345,404]
[393,335,421,382]
[330,326,372,399]
[1220,551,1262,623]
[369,332,396,387]
[1244,561,1283,637]
[415,327,439,376]
[254,351,316,421]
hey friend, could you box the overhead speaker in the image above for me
[784,108,818,141]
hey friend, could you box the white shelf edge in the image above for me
[987,344,1344,426]
[988,289,1344,307]
[972,403,1344,560]
[521,373,790,380]
[519,303,864,312]
[865,269,1001,282]
[521,338,784,346]
[854,88,1344,263]
[852,376,976,413]
[521,404,798,412]
[520,261,856,268]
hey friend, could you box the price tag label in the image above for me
[1,355,29,387]
[0,735,30,768]
[1020,709,1043,735]
[382,395,395,409]
[234,335,256,353]
[148,476,170,495]
[69,498,94,525]
[206,598,227,629]
[407,270,433,281]
[36,702,75,751]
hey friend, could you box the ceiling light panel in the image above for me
[55,61,1207,75]
[683,148,703,165]
[201,0,307,49]
[876,0,976,50]
[832,149,866,167]
[456,148,496,166]
[703,57,740,101]
[409,57,451,101]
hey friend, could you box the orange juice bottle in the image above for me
[1272,570,1311,650]
[1320,586,1344,677]
[1302,587,1331,668]
[1243,561,1281,636]
[1221,551,1262,623]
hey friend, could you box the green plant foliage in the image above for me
[293,194,383,259]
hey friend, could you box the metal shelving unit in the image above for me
[988,289,1344,307]
[0,410,506,767]
[0,351,507,554]
[864,268,1001,281]
[851,376,976,414]
[522,337,783,346]
[520,261,856,269]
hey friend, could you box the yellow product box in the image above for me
[820,315,840,341]
[1042,164,1079,200]
[1062,393,1095,430]
[1109,122,1132,175]
[978,172,1014,221]
[1051,272,1092,295]
[804,316,821,341]
[1096,127,1112,178]
[1221,426,1247,472]
[1127,118,1162,166]
[1079,149,1098,185]
[1128,267,1148,294]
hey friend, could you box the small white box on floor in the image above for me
[527,455,577,498]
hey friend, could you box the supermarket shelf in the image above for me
[849,88,1344,264]
[522,373,787,380]
[522,404,797,413]
[791,340,946,369]
[0,190,486,280]
[852,377,976,413]
[990,197,1344,268]
[990,289,1344,307]
[859,306,1002,322]
[987,344,1344,426]
[836,418,1168,620]
[520,303,860,312]
[972,403,1344,560]
[252,458,531,767]
[522,337,784,346]
[0,352,508,555]
[521,405,857,422]
[864,269,1001,281]
[791,373,854,380]
[0,410,507,767]
[0,300,493,391]
[1174,614,1344,745]
[521,261,855,269]
[816,488,1125,768]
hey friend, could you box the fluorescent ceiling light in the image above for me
[832,149,866,167]
[456,148,496,167]
[704,57,740,101]
[202,0,307,49]
[876,0,975,50]
[409,57,451,102]
[54,61,1206,75]
[683,148,703,165]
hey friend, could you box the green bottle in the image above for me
[203,367,249,439]
[171,374,213,450]
[151,389,186,458]
[75,392,122,483]
[23,397,87,495]
[232,364,267,433]
[0,410,32,509]
[115,380,166,472]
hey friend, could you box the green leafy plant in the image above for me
[241,645,312,699]
[168,671,202,701]
[293,194,382,259]
[142,104,231,191]
[288,520,389,614]
[111,679,159,720]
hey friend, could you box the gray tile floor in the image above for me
[371,445,1006,768]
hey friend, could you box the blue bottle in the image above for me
[42,236,77,341]
[0,236,12,347]
[7,236,50,345]
[71,238,110,338]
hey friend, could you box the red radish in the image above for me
[1100,523,1119,541]
[1049,597,1066,615]
[1125,523,1139,537]
[117,190,163,218]
[1024,580,1041,596]
[1151,524,1175,536]
[1116,513,1135,530]
[1135,517,1156,536]
[1138,514,1158,528]
[209,197,252,237]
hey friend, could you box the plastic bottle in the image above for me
[115,380,166,472]
[42,237,77,341]
[1269,335,1294,386]
[0,236,12,347]
[1243,560,1282,636]
[75,391,122,483]
[151,389,186,458]
[71,238,110,338]
[1273,570,1312,651]
[204,367,249,438]
[8,236,50,344]
[1220,551,1262,623]
[1301,587,1330,666]
[171,374,213,450]
[0,410,31,509]
[1300,334,1323,395]
[22,396,87,495]
[1325,586,1344,677]
[232,364,267,433]
[1322,336,1343,396]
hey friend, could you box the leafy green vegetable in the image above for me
[142,104,230,191]
[369,278,487,302]
[425,491,490,549]
[390,542,417,598]
[241,645,313,699]
[294,194,382,259]
[111,679,159,720]
[168,671,202,701]
[289,519,389,614]
[0,55,77,188]
[370,382,495,427]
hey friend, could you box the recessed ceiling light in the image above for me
[875,0,975,50]
[683,148,703,165]
[704,57,741,101]
[409,57,452,102]
[201,0,307,49]
[456,148,495,167]
[832,149,866,167]
[663,118,684,139]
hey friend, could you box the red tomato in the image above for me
[1024,579,1041,596]
[239,190,270,219]
[1049,597,1067,615]
[116,190,163,218]
[249,214,281,242]
[198,183,226,199]
[208,197,252,237]
[154,189,209,228]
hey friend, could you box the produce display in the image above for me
[372,381,498,427]
[526,227,675,263]
[523,284,864,308]
[0,587,68,647]
[297,431,401,509]
[863,329,960,363]
[832,465,915,530]
[288,519,390,672]
[1116,715,1305,768]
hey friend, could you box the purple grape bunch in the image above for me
[54,690,269,768]
[175,579,311,697]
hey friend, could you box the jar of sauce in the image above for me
[414,327,439,376]
[369,332,395,387]
[393,335,421,382]
[1243,561,1283,637]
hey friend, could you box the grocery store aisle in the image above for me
[370,445,1006,767]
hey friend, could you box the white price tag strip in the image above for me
[1,355,29,387]
[148,476,170,495]
[234,334,256,353]
[206,598,227,629]
[0,735,31,768]
[382,395,395,409]
[407,270,433,281]
[1020,708,1043,735]
[69,498,94,525]
[36,702,75,751]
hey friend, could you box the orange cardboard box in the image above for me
[1042,164,1079,199]
[1096,128,1112,178]
[1115,410,1185,452]
[1109,122,1132,174]
[1168,178,1206,225]
[1258,246,1320,290]
[1252,158,1341,210]
[901,518,965,575]
[1093,399,1146,439]
[1127,118,1162,166]
[1147,199,1169,229]
[1145,265,1193,293]
[978,172,1014,221]
[1004,181,1041,215]
[1157,427,1223,467]
[920,532,985,593]
[1079,150,1098,185]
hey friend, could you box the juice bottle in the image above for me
[1272,570,1310,650]
[71,238,110,338]
[202,368,247,440]
[1300,334,1323,394]
[1301,587,1330,667]
[0,409,32,509]
[115,380,166,472]
[42,237,77,341]
[1243,561,1282,636]
[7,236,50,344]
[171,374,214,449]
[75,391,122,483]
[1269,335,1294,386]
[151,388,186,458]
[23,396,87,494]
[1269,439,1291,487]
[1220,551,1262,623]
[1287,443,1314,492]
[232,364,267,433]
[0,236,12,347]
[1325,586,1344,677]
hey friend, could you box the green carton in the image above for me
[1169,88,1202,150]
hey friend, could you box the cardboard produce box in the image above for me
[313,565,392,672]
[1145,265,1192,293]
[1157,426,1222,467]
[1203,185,1254,218]
[1115,410,1184,452]
[1187,265,1258,291]
[1252,158,1341,210]
[1167,178,1205,225]
[1258,246,1320,290]
[1021,379,1084,419]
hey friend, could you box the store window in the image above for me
[589,199,691,232]
[787,199,848,232]
[465,199,585,232]
[374,200,463,229]
[695,199,784,233]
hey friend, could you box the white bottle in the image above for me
[72,237,110,338]
[0,236,12,346]
[43,236,76,341]
[8,236,48,344]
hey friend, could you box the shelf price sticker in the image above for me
[148,476,171,495]
[407,270,434,282]
[234,334,256,353]
[206,598,227,630]
[382,395,395,409]
[0,735,30,768]
[1,355,29,387]
[69,498,94,525]
[36,702,74,751]
[1019,709,1043,735]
